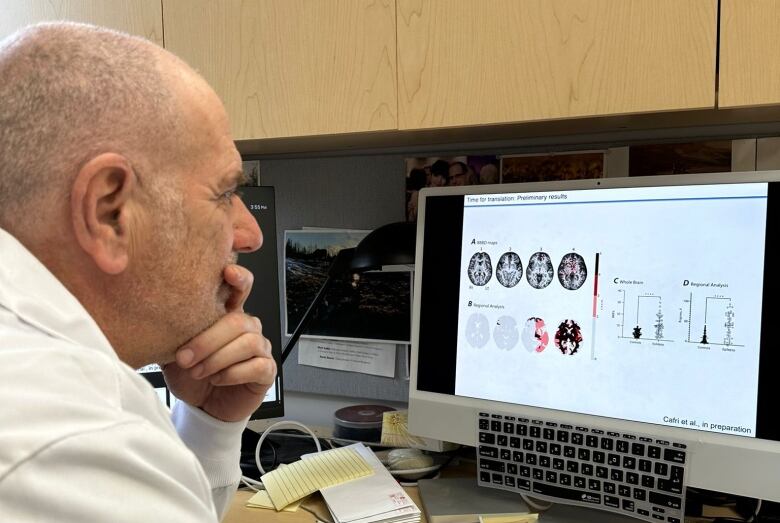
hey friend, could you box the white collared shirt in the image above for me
[0,227,245,521]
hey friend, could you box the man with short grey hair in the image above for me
[0,22,276,521]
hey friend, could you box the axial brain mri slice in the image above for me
[468,252,493,286]
[526,251,554,289]
[495,252,523,288]
[521,317,549,353]
[465,312,491,348]
[494,315,519,350]
[554,319,583,355]
[557,252,587,290]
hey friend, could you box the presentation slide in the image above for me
[454,183,768,437]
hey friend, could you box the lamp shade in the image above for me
[350,222,417,272]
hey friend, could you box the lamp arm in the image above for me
[280,247,356,364]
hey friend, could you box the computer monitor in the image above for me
[409,171,780,517]
[139,186,284,419]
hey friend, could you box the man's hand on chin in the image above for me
[163,264,277,422]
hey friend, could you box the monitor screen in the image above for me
[139,186,284,419]
[409,171,780,504]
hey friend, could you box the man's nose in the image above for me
[233,199,263,253]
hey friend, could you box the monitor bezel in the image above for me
[409,170,780,502]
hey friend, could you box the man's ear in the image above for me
[70,153,138,275]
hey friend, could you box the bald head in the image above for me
[0,22,198,231]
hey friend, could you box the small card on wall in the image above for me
[298,339,396,378]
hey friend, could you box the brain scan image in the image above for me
[465,313,490,348]
[526,251,554,289]
[521,317,549,353]
[554,319,583,355]
[557,252,588,290]
[495,252,523,288]
[493,316,519,350]
[468,252,493,286]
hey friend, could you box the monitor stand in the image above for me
[417,478,639,523]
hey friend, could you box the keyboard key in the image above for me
[479,433,495,444]
[637,509,650,516]
[557,430,569,443]
[642,475,655,489]
[608,454,621,466]
[550,443,562,455]
[553,458,565,470]
[543,428,555,440]
[504,476,516,488]
[536,441,548,453]
[480,459,505,472]
[507,463,518,475]
[616,441,629,453]
[648,446,662,459]
[520,465,531,477]
[588,479,601,491]
[586,435,599,448]
[491,420,501,431]
[604,482,616,494]
[639,459,652,472]
[572,433,584,445]
[633,488,647,501]
[531,483,601,505]
[574,476,586,489]
[601,438,614,451]
[596,466,608,479]
[627,472,639,485]
[510,437,521,448]
[479,446,499,458]
[480,471,490,482]
[663,449,686,464]
[567,461,579,473]
[530,426,541,438]
[581,464,594,476]
[611,469,624,482]
[560,473,572,486]
[512,451,523,462]
[503,422,515,434]
[523,439,534,451]
[564,446,576,458]
[539,456,551,468]
[655,462,669,476]
[631,443,645,456]
[578,448,590,461]
[623,456,636,469]
[619,485,631,497]
[479,419,489,430]
[517,478,531,491]
[500,449,511,460]
[533,468,544,480]
[497,435,508,446]
[517,424,528,436]
[649,491,682,510]
[605,495,619,508]
[622,499,635,512]
[492,473,503,484]
[546,471,558,483]
[593,451,606,464]
[526,453,537,465]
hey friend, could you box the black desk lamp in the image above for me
[281,222,416,364]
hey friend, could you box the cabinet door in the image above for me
[719,0,780,109]
[397,0,717,130]
[163,0,397,141]
[0,1,162,45]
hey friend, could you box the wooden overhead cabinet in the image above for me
[719,0,780,109]
[0,0,162,44]
[396,0,718,130]
[163,0,398,141]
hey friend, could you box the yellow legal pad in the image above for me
[260,446,374,510]
[245,490,303,512]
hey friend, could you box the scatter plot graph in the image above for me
[617,290,672,342]
[684,293,742,347]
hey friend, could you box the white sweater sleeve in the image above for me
[2,420,221,522]
[170,402,248,520]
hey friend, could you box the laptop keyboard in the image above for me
[477,412,688,523]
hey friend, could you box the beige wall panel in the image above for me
[0,1,163,45]
[163,0,397,141]
[720,0,780,108]
[397,0,717,130]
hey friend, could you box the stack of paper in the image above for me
[304,443,421,523]
[260,446,374,510]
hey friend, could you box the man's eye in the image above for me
[220,189,243,204]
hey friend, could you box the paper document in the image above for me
[305,443,421,523]
[245,490,303,512]
[261,446,374,510]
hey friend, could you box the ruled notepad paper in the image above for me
[261,446,374,510]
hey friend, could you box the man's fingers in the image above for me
[224,264,254,313]
[189,330,271,380]
[208,356,277,388]
[176,313,262,369]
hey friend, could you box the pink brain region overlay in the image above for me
[494,315,520,350]
[495,252,523,288]
[468,252,493,286]
[557,252,588,291]
[521,317,549,353]
[526,251,554,289]
[554,319,583,355]
[465,313,491,348]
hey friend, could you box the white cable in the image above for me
[520,494,554,512]
[746,499,762,523]
[255,420,323,476]
[240,476,263,491]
